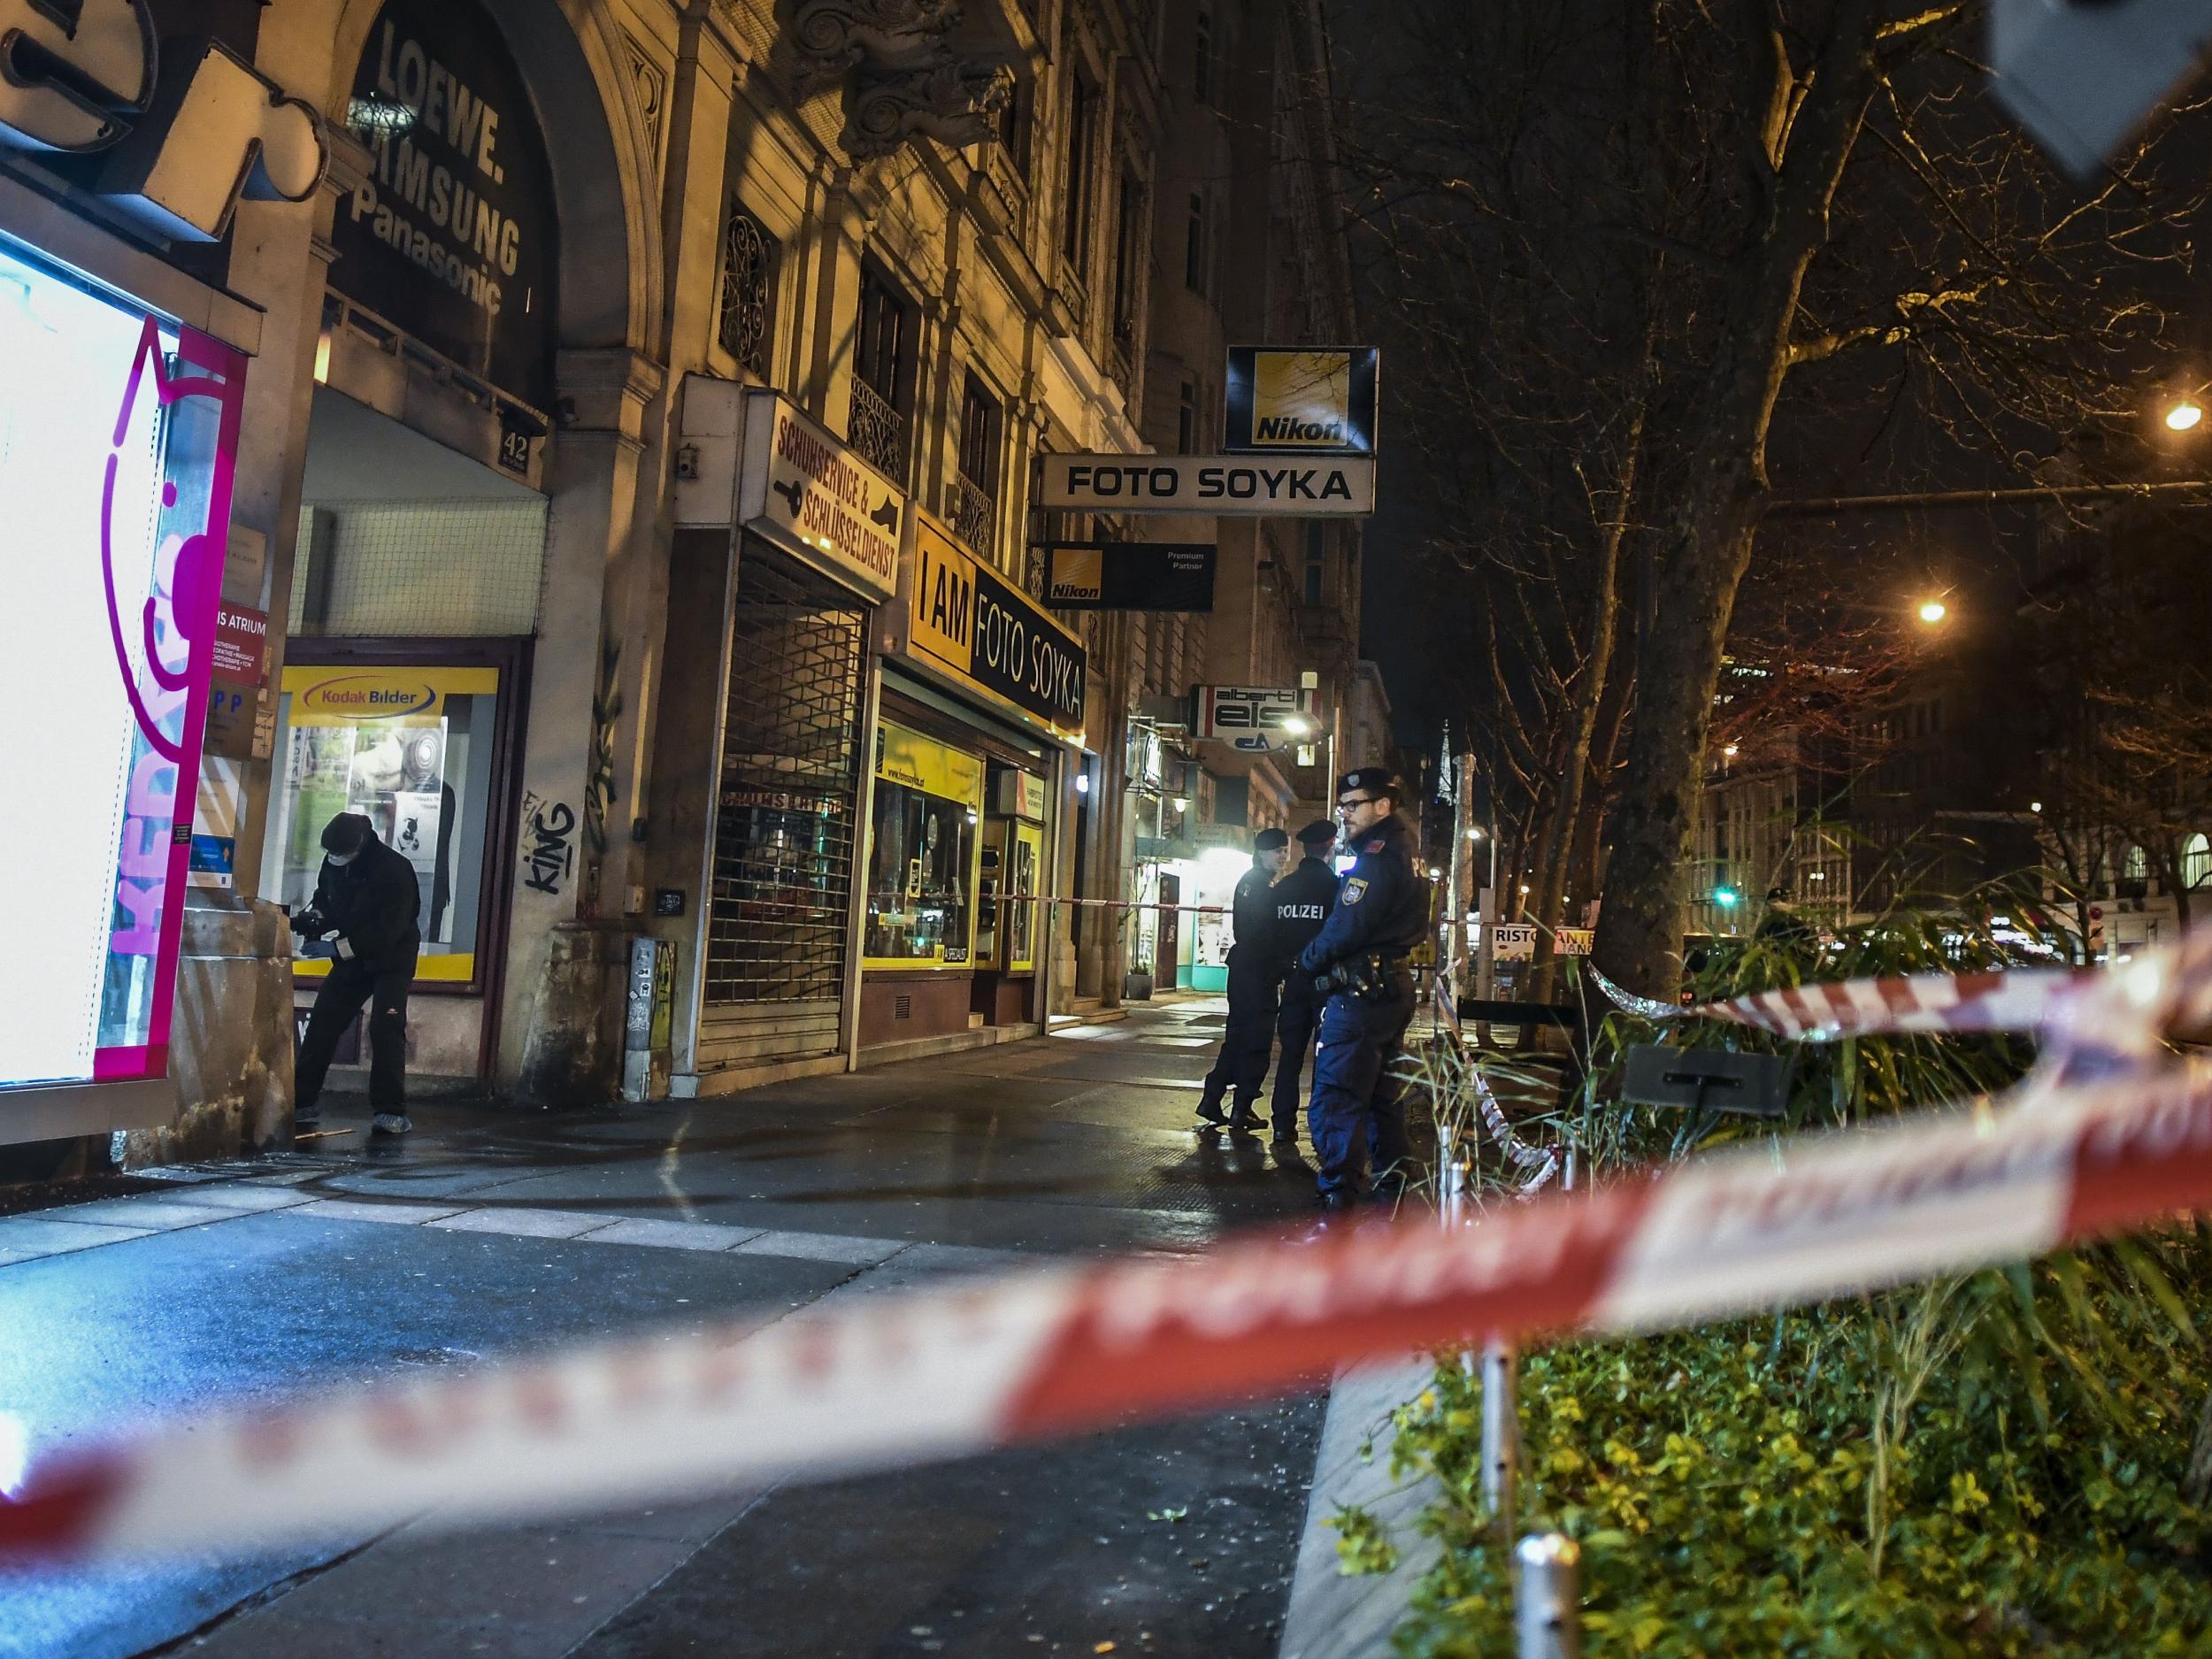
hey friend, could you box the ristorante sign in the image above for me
[902,513,1087,741]
[332,0,558,409]
[737,390,903,603]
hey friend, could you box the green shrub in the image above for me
[1396,882,2212,1655]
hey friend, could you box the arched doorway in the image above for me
[258,0,647,1090]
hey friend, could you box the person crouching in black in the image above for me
[293,812,421,1136]
[1195,826,1289,1133]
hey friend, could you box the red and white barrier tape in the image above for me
[995,894,1228,917]
[10,941,2212,1565]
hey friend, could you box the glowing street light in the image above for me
[1282,715,1312,738]
[2168,401,2203,432]
[1714,887,1740,908]
[1722,743,1740,759]
[1466,826,1483,841]
[1917,599,1948,625]
[2030,799,2044,814]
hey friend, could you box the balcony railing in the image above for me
[848,375,907,482]
[952,470,996,557]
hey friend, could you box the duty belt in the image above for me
[1313,951,1409,1002]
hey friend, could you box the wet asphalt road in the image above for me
[0,1001,1344,1659]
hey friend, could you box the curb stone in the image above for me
[1279,1356,1447,1659]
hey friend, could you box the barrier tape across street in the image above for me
[7,941,2212,1565]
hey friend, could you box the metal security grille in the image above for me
[701,550,868,1056]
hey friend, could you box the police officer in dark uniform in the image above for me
[1265,818,1339,1147]
[1196,827,1290,1133]
[293,812,422,1136]
[1297,769,1429,1210]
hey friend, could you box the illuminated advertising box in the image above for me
[0,242,247,1107]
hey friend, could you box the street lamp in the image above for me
[1917,599,1948,625]
[1466,826,1482,841]
[1283,715,1312,738]
[2168,401,2203,432]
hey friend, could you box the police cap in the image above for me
[1253,827,1289,852]
[1296,818,1337,846]
[1336,766,1402,805]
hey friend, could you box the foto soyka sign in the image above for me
[904,513,1087,741]
[1225,347,1379,456]
[334,0,558,409]
[1037,454,1376,517]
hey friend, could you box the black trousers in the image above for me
[1201,951,1279,1113]
[1271,972,1320,1138]
[296,953,416,1112]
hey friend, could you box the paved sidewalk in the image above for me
[0,1001,1340,1659]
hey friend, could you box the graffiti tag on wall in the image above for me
[518,790,577,895]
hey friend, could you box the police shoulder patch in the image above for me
[1365,839,1386,853]
[1341,877,1368,904]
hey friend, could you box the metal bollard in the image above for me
[1515,1532,1581,1659]
[1481,1342,1519,1538]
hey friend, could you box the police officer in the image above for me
[1298,769,1429,1210]
[293,812,422,1136]
[1265,818,1339,1147]
[1196,827,1290,1133]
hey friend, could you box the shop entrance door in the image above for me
[698,551,870,1067]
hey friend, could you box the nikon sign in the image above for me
[1037,454,1376,517]
[1225,347,1379,456]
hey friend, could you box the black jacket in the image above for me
[1298,811,1427,973]
[1226,861,1279,965]
[1270,854,1338,970]
[310,833,421,968]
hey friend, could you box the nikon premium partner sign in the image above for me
[1225,347,1379,455]
[333,0,558,409]
[901,513,1087,741]
[1037,455,1377,516]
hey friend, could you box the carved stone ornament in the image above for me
[793,0,964,81]
[844,58,1012,160]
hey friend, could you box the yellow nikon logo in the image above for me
[1251,351,1352,448]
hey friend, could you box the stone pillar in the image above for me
[501,348,662,1104]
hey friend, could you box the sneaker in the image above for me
[370,1112,411,1135]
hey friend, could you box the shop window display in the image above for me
[865,723,982,967]
[264,665,500,982]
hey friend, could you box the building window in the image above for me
[2125,843,2149,882]
[1304,556,1323,605]
[865,723,983,967]
[2186,833,2211,890]
[997,77,1028,175]
[1185,192,1206,291]
[1194,5,1212,103]
[852,264,913,480]
[1060,69,1097,275]
[1177,379,1196,454]
[1112,166,1145,343]
[717,200,776,380]
[956,374,1002,556]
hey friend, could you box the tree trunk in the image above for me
[1592,1,1882,995]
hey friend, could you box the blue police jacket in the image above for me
[1297,811,1428,973]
